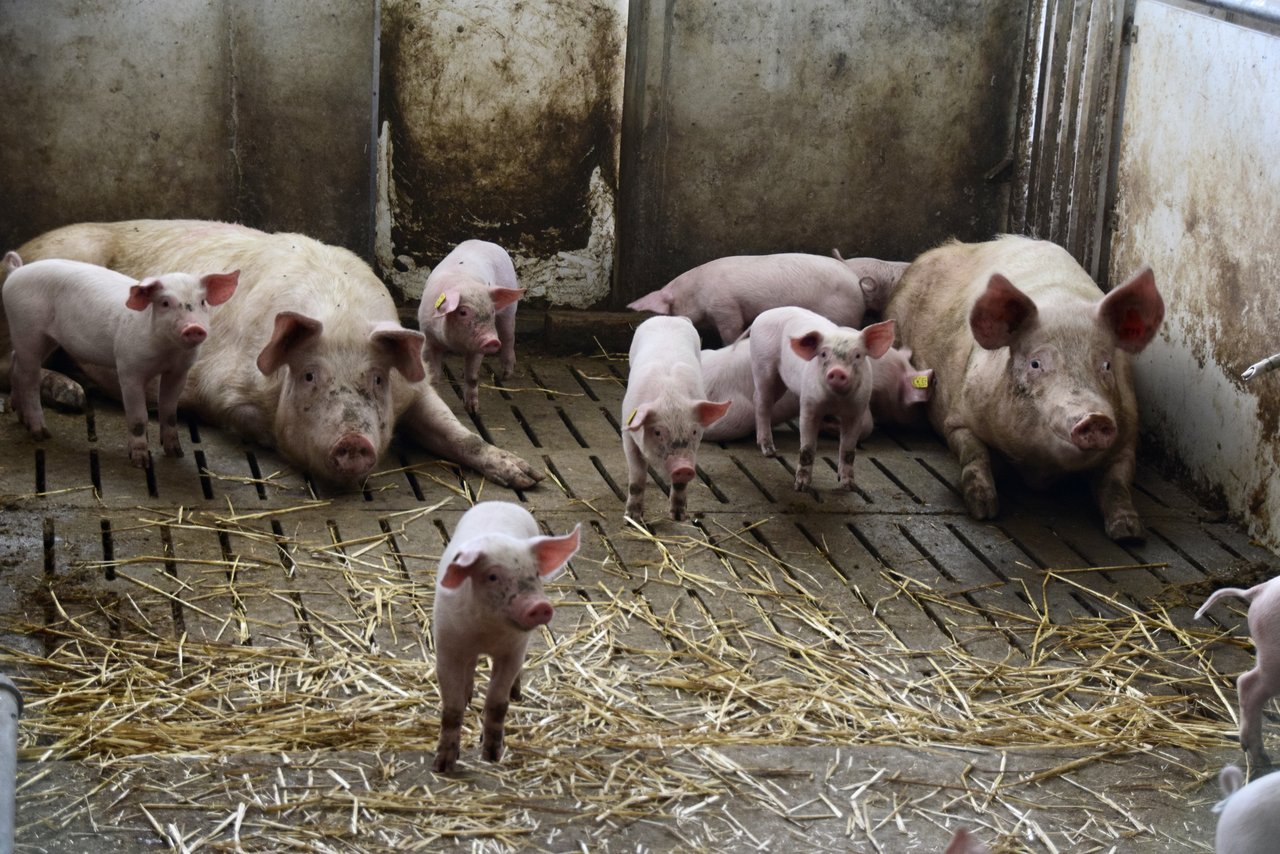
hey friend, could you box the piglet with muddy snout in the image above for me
[431,501,580,773]
[2,253,237,467]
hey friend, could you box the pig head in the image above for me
[886,236,1163,541]
[425,276,523,358]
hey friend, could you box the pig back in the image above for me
[448,501,539,550]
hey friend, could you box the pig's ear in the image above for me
[370,323,427,383]
[1098,266,1163,353]
[201,270,239,306]
[2,251,21,272]
[430,290,460,318]
[789,331,824,361]
[694,399,732,427]
[440,548,484,589]
[530,524,580,580]
[126,279,164,311]
[490,287,525,311]
[862,319,895,358]
[623,404,652,432]
[257,311,323,375]
[970,273,1038,349]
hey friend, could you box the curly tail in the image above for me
[1196,583,1268,620]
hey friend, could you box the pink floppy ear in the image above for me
[431,290,460,318]
[256,311,323,375]
[694,399,732,427]
[439,547,484,589]
[970,273,1038,349]
[623,404,652,432]
[1098,266,1164,353]
[530,524,581,581]
[789,331,823,360]
[861,319,895,358]
[489,287,525,311]
[201,270,239,306]
[127,278,164,311]
[370,322,427,383]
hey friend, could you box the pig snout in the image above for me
[479,336,501,354]
[329,432,377,479]
[667,458,696,484]
[825,366,851,392]
[1070,412,1117,451]
[520,599,554,630]
[180,323,208,346]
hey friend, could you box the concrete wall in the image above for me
[378,0,627,307]
[616,0,1030,301]
[1109,0,1280,548]
[0,0,377,257]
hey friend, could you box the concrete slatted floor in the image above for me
[2,352,1278,852]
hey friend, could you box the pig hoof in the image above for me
[431,752,458,774]
[165,445,185,459]
[962,484,999,520]
[481,737,504,763]
[1105,513,1145,542]
[130,451,152,469]
[760,443,777,458]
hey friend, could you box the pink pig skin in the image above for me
[942,827,990,854]
[0,253,86,410]
[748,306,894,491]
[627,252,906,344]
[621,316,730,522]
[431,501,579,773]
[418,240,524,414]
[9,221,542,490]
[1197,579,1280,769]
[831,248,910,314]
[885,235,1164,541]
[701,338,930,443]
[1213,765,1280,854]
[2,254,237,467]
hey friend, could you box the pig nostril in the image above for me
[329,434,377,476]
[524,602,554,627]
[181,325,208,344]
[669,465,695,484]
[480,339,501,354]
[1070,414,1117,450]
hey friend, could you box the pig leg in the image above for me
[495,308,517,380]
[752,370,786,458]
[946,423,999,519]
[8,337,56,439]
[119,376,153,468]
[836,416,859,490]
[423,342,446,385]
[622,432,647,519]
[433,650,478,773]
[399,389,542,489]
[794,402,821,492]
[157,369,189,458]
[668,480,688,522]
[462,351,483,414]
[1091,448,1144,541]
[1238,663,1278,769]
[480,647,527,763]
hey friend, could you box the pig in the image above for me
[1212,765,1280,854]
[1196,577,1280,768]
[748,306,895,491]
[884,235,1164,541]
[700,337,931,443]
[622,316,731,521]
[626,252,906,344]
[943,827,990,854]
[417,240,524,414]
[831,248,910,314]
[9,220,542,490]
[2,254,238,467]
[431,501,580,772]
[0,252,87,411]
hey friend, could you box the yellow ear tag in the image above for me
[626,408,638,426]
[912,375,930,389]
[434,293,447,309]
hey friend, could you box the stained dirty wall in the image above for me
[0,1,377,257]
[378,0,627,307]
[1109,0,1280,549]
[616,0,1030,301]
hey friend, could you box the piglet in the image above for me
[2,254,237,467]
[432,501,580,773]
[857,345,934,441]
[943,827,990,854]
[1212,765,1280,854]
[622,316,730,521]
[418,239,525,413]
[748,306,894,491]
[627,252,905,344]
[1197,577,1280,768]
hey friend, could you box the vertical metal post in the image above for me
[0,674,21,854]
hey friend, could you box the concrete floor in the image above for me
[2,351,1277,852]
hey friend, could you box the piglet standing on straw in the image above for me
[432,501,580,773]
[1197,576,1280,769]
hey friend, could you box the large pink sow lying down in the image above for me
[431,501,580,772]
[885,235,1164,541]
[5,220,542,490]
[3,253,238,468]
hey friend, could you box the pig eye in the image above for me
[1030,359,1042,370]
[161,298,172,308]
[304,371,315,382]
[1101,360,1112,372]
[487,572,499,583]
[458,307,470,318]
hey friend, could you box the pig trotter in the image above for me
[509,674,522,702]
[433,707,464,773]
[481,702,508,763]
[1094,460,1145,542]
[948,426,999,519]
